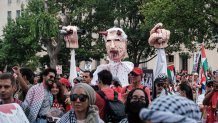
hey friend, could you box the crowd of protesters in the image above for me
[0,66,217,123]
[0,24,218,123]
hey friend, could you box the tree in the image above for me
[1,0,63,69]
[63,0,157,66]
[140,0,218,53]
[0,16,41,70]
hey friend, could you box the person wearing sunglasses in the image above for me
[153,73,170,99]
[58,83,104,123]
[21,68,57,123]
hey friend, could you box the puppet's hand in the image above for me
[62,26,79,48]
[148,23,170,49]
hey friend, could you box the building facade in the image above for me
[79,44,218,74]
[0,0,28,38]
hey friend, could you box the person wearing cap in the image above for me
[153,73,170,99]
[59,77,72,97]
[121,67,150,103]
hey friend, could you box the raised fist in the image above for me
[148,23,170,49]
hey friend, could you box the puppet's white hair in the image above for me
[104,27,127,41]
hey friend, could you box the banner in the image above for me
[84,61,92,71]
[192,52,201,73]
[56,65,62,75]
[143,69,153,89]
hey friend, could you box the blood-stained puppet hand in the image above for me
[148,23,170,49]
[61,26,79,48]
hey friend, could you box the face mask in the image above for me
[128,101,147,114]
[128,101,146,123]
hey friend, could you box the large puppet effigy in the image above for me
[91,27,134,86]
[91,24,171,87]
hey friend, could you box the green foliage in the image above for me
[1,0,218,70]
[140,0,218,53]
[0,16,40,69]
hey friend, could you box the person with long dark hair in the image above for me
[51,81,69,112]
[47,81,72,122]
[177,82,193,100]
[120,88,149,123]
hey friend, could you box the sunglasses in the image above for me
[130,72,139,77]
[131,95,146,102]
[157,83,166,87]
[49,75,55,79]
[70,94,88,102]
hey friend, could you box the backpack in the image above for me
[97,91,126,123]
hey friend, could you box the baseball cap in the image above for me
[193,72,198,76]
[131,67,143,75]
[154,73,168,83]
[206,80,215,86]
[59,78,71,87]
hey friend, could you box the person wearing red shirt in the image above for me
[95,70,123,120]
[203,80,218,123]
[121,67,150,103]
[111,76,122,93]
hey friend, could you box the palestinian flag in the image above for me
[167,64,176,83]
[199,44,208,93]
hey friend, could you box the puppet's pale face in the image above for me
[105,34,127,62]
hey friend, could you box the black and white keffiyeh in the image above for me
[58,110,77,123]
[140,95,201,123]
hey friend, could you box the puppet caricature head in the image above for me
[101,27,127,62]
[62,26,79,48]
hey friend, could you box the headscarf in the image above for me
[140,95,201,123]
[71,83,103,123]
[72,83,96,105]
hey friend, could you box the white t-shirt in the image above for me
[77,119,85,123]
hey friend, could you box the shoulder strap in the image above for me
[143,85,147,90]
[98,90,119,101]
[97,90,108,101]
[125,85,129,93]
[114,91,118,101]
